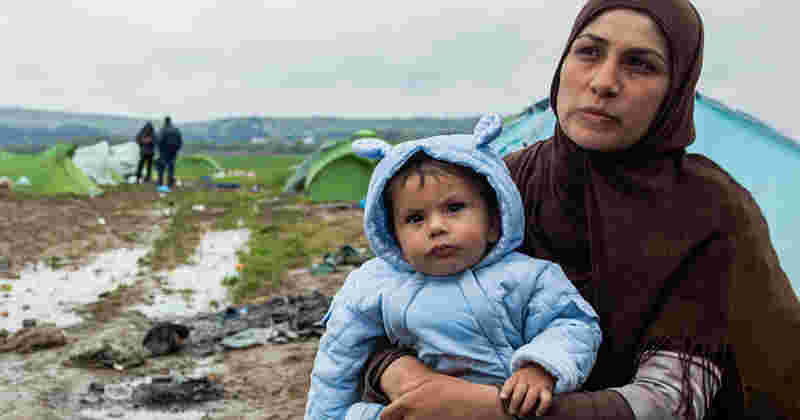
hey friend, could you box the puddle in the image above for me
[78,408,210,420]
[0,247,150,333]
[132,229,250,320]
[0,229,250,334]
[0,228,283,419]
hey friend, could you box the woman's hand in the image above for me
[380,372,509,420]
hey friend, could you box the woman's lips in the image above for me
[578,109,618,124]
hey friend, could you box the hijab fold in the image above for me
[504,0,800,417]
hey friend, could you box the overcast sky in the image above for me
[1,1,795,137]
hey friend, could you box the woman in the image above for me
[135,121,156,184]
[357,0,800,419]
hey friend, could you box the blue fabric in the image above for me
[305,124,601,420]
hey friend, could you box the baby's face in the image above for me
[390,172,499,276]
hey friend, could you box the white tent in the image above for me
[72,141,140,186]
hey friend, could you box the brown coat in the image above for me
[504,0,800,417]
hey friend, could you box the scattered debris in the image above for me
[311,245,372,276]
[133,377,224,406]
[65,330,147,370]
[78,375,223,413]
[0,325,68,353]
[104,383,134,401]
[142,322,191,357]
[179,290,330,357]
[191,204,206,212]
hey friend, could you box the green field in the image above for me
[176,153,305,195]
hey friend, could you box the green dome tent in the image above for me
[0,144,102,196]
[304,140,375,202]
[283,131,380,202]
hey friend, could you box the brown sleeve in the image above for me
[539,390,636,420]
[360,336,417,404]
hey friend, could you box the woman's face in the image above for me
[556,9,671,151]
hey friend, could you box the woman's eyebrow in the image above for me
[575,33,668,66]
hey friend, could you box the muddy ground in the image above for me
[0,186,363,419]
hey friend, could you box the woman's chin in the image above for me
[570,135,622,152]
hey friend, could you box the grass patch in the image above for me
[135,152,368,303]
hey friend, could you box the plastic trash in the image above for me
[16,176,31,186]
[157,185,171,193]
[104,383,133,400]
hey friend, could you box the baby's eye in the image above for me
[447,203,465,213]
[405,214,423,224]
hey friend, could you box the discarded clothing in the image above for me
[66,330,147,370]
[176,290,331,357]
[0,326,68,353]
[221,324,309,349]
[142,322,191,357]
[133,377,224,406]
[311,245,373,276]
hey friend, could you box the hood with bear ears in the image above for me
[353,114,524,273]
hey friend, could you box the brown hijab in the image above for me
[504,0,800,418]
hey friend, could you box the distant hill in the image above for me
[0,107,480,146]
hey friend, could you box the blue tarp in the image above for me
[492,92,800,293]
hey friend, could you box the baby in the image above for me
[305,115,601,420]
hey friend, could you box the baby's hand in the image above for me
[499,364,555,417]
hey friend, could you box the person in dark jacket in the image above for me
[156,116,183,190]
[135,122,156,183]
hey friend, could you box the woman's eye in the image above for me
[626,56,656,73]
[574,45,601,58]
[447,203,465,213]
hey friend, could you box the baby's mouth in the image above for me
[429,245,457,258]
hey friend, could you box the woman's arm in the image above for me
[378,357,512,420]
[366,346,722,419]
[375,355,637,420]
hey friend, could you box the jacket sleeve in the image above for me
[510,262,601,394]
[304,269,388,420]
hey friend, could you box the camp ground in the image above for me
[283,129,380,202]
[0,140,224,196]
[493,92,800,291]
[0,144,102,196]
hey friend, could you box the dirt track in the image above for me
[0,187,362,419]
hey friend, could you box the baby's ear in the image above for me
[352,138,392,161]
[473,113,503,150]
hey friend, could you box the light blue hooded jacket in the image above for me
[304,115,601,420]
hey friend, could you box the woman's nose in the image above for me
[590,59,620,98]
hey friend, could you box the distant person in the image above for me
[135,121,156,183]
[156,116,183,192]
[304,115,601,420]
